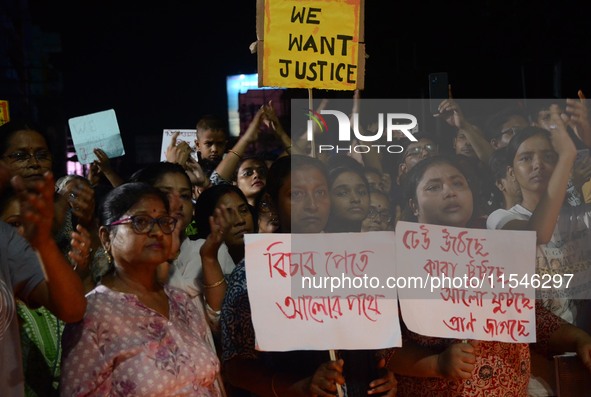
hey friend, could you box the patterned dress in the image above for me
[394,300,565,397]
[60,285,221,397]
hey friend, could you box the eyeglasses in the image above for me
[404,144,438,158]
[240,167,267,178]
[2,150,52,164]
[109,215,177,234]
[367,207,391,223]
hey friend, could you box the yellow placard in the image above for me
[259,0,364,90]
[0,100,9,126]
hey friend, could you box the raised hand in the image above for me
[165,131,194,167]
[566,90,591,147]
[60,178,96,228]
[68,224,93,273]
[11,171,55,249]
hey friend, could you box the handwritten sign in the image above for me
[245,232,401,351]
[160,129,197,161]
[68,109,125,164]
[395,221,537,343]
[257,0,365,90]
[0,100,9,126]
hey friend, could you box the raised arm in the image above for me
[436,92,494,164]
[214,107,264,182]
[12,172,87,322]
[502,105,577,244]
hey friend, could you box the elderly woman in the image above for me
[60,182,222,396]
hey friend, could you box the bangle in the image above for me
[271,373,279,397]
[202,277,226,289]
[228,150,242,160]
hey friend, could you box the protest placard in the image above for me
[160,129,197,161]
[395,221,537,343]
[245,232,400,351]
[68,109,125,164]
[256,0,365,90]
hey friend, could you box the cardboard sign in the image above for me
[395,221,537,343]
[256,0,365,90]
[160,129,197,161]
[68,109,125,164]
[245,232,401,351]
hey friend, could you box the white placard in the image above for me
[68,109,125,164]
[245,232,401,351]
[160,129,197,161]
[395,221,537,343]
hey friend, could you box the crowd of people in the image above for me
[1,92,591,397]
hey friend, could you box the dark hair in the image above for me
[484,106,529,141]
[505,126,551,167]
[489,147,511,181]
[194,184,255,239]
[129,161,191,189]
[0,119,51,156]
[327,156,369,193]
[401,155,479,223]
[99,182,170,227]
[196,115,228,138]
[526,99,565,124]
[233,155,268,181]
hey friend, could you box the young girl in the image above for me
[486,111,591,395]
[221,155,397,396]
[391,154,591,396]
[325,155,370,233]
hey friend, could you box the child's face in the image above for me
[195,129,227,164]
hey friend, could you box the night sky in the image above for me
[27,1,591,171]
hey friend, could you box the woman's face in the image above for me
[279,165,330,233]
[412,163,473,228]
[153,172,193,230]
[236,159,267,201]
[1,197,24,236]
[361,192,391,232]
[508,135,557,194]
[107,195,173,268]
[217,191,254,248]
[257,192,279,234]
[330,171,369,224]
[1,130,52,188]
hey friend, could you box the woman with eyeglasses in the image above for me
[60,182,223,396]
[233,156,268,207]
[0,120,95,268]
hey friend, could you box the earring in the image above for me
[106,251,112,264]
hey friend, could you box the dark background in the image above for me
[3,0,591,177]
